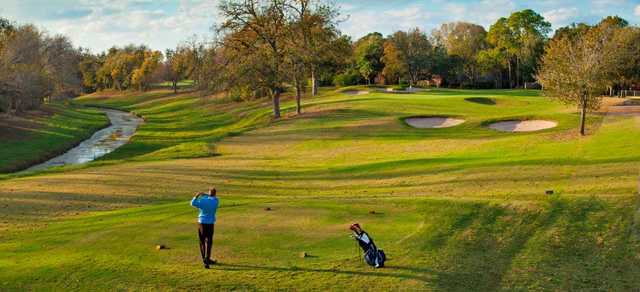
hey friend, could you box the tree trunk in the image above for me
[580,96,587,136]
[311,68,318,96]
[173,80,178,93]
[507,60,513,89]
[295,77,302,115]
[272,90,281,119]
[515,57,520,88]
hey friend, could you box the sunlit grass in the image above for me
[1,88,639,290]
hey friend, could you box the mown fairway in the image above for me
[1,88,640,290]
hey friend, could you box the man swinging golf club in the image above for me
[191,187,219,269]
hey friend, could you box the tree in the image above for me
[0,17,15,112]
[381,40,407,84]
[552,22,591,41]
[131,50,162,91]
[488,10,550,88]
[598,16,628,28]
[183,36,205,88]
[536,25,616,136]
[596,16,638,95]
[434,22,487,86]
[43,35,83,99]
[165,46,192,93]
[286,0,340,98]
[477,47,508,88]
[0,24,51,112]
[92,45,156,91]
[285,0,341,114]
[198,43,228,94]
[78,52,102,93]
[552,17,639,96]
[609,26,640,92]
[354,32,384,84]
[384,29,435,86]
[218,0,290,119]
[486,17,516,87]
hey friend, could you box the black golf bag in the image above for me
[353,231,386,268]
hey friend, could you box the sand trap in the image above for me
[343,90,369,95]
[489,120,557,132]
[405,117,465,128]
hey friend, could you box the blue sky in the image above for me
[1,0,639,53]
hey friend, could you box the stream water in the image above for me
[26,109,143,172]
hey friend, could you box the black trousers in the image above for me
[198,223,215,262]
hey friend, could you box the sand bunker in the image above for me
[489,120,557,132]
[405,117,465,128]
[343,90,369,95]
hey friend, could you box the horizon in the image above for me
[1,0,639,54]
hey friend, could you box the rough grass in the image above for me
[1,88,639,290]
[0,104,108,173]
[71,90,274,163]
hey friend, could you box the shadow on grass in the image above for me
[180,155,640,182]
[214,262,437,283]
[465,97,497,105]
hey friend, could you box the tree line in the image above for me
[0,19,85,112]
[1,0,639,126]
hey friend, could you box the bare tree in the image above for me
[286,0,340,98]
[0,24,51,112]
[218,0,289,118]
[44,35,82,99]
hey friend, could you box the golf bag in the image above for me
[353,230,386,268]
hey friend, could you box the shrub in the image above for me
[334,70,361,87]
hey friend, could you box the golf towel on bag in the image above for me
[353,231,386,268]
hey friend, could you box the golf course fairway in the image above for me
[1,88,640,290]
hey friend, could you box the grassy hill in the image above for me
[1,88,639,290]
[0,104,108,173]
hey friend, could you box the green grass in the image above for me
[0,104,108,173]
[1,88,639,290]
[72,90,274,163]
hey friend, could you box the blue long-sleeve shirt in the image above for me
[190,195,219,224]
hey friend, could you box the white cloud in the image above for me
[341,5,432,39]
[338,3,355,12]
[475,0,517,24]
[590,0,626,13]
[342,0,521,39]
[543,7,579,27]
[444,0,516,25]
[7,0,219,53]
[3,0,639,52]
[591,0,626,6]
[444,3,466,20]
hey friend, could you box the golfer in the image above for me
[191,187,219,269]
